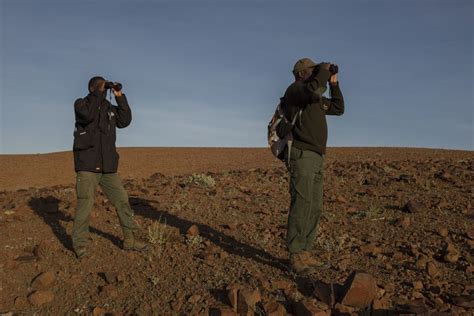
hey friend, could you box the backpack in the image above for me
[267,100,302,162]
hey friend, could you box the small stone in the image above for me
[336,196,347,204]
[444,252,460,263]
[346,207,358,214]
[452,295,474,308]
[100,284,118,298]
[373,295,391,310]
[334,303,355,314]
[404,200,423,213]
[31,271,56,289]
[14,296,29,309]
[427,262,439,278]
[398,216,411,228]
[264,301,286,316]
[226,283,242,311]
[415,257,428,270]
[444,243,460,263]
[437,228,449,237]
[188,294,201,304]
[340,272,378,308]
[360,244,382,256]
[103,272,118,284]
[92,307,106,316]
[237,288,261,315]
[271,279,293,290]
[412,281,423,291]
[28,290,55,306]
[187,224,199,236]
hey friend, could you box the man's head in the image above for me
[293,58,317,81]
[88,76,106,93]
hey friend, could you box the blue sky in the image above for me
[0,0,472,154]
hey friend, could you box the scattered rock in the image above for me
[437,228,449,237]
[271,279,293,291]
[415,257,428,270]
[237,288,261,316]
[333,303,355,314]
[336,196,347,204]
[28,290,55,306]
[372,295,391,310]
[452,295,474,308]
[346,206,358,214]
[92,307,106,316]
[443,243,460,263]
[100,284,118,298]
[226,283,242,311]
[404,200,423,213]
[187,294,201,304]
[264,301,286,316]
[103,272,119,284]
[13,296,29,309]
[360,244,382,256]
[427,262,439,278]
[339,272,378,308]
[31,271,55,289]
[412,281,423,291]
[398,216,411,228]
[187,224,200,236]
[295,300,327,316]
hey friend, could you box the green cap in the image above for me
[293,58,317,74]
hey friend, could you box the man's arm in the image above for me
[322,75,344,116]
[289,67,332,108]
[305,67,331,98]
[74,91,102,125]
[113,90,132,128]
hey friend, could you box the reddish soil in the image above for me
[0,147,472,315]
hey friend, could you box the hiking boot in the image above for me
[300,251,328,269]
[290,252,327,273]
[290,252,312,274]
[123,230,149,252]
[74,246,87,259]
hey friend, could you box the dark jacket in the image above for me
[73,91,132,173]
[278,68,344,155]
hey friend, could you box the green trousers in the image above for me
[287,147,324,254]
[72,171,137,251]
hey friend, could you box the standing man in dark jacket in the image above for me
[72,76,147,258]
[279,58,344,273]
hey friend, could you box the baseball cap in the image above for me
[293,58,317,74]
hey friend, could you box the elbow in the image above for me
[117,118,132,128]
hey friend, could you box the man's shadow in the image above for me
[130,197,287,271]
[28,196,122,251]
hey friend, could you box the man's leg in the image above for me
[287,148,317,255]
[72,171,100,256]
[303,153,324,251]
[99,173,147,251]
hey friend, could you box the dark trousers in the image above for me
[72,171,137,251]
[287,147,324,254]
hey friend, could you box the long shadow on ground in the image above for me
[28,196,122,251]
[130,197,288,272]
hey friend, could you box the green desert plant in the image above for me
[147,215,169,245]
[185,174,216,188]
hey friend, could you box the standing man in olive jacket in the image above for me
[278,58,344,273]
[72,76,147,258]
